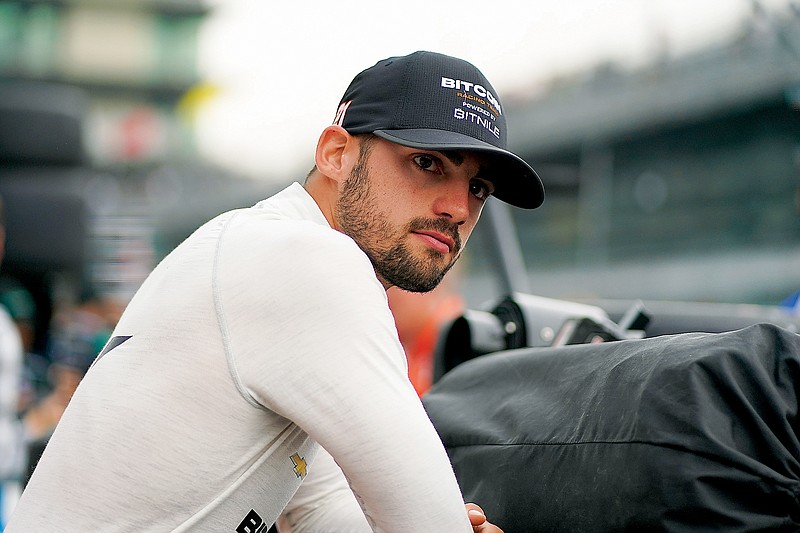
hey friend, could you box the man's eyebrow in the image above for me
[438,150,464,166]
[435,150,496,186]
[475,166,496,188]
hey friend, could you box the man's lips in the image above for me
[412,230,455,254]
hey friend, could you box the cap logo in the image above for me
[453,107,501,139]
[440,77,501,116]
[333,100,352,126]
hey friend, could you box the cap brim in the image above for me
[373,129,544,209]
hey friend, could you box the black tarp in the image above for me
[423,323,800,532]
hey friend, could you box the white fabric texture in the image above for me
[0,306,24,482]
[6,183,471,532]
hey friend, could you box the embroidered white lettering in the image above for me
[453,108,501,138]
[442,77,502,115]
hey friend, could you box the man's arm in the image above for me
[277,447,370,533]
[221,223,473,531]
[278,449,504,533]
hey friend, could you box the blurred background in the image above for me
[0,0,798,523]
[0,0,797,386]
[2,0,798,315]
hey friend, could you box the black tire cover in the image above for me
[423,323,800,532]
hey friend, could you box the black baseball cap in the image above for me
[333,51,544,209]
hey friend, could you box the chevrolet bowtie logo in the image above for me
[291,453,307,479]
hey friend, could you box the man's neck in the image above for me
[303,178,338,231]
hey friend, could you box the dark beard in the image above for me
[335,149,461,293]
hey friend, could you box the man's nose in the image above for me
[432,178,470,225]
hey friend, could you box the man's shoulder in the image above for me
[218,209,375,286]
[228,209,358,256]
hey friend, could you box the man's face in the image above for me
[335,136,495,292]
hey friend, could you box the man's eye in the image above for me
[413,155,439,172]
[470,180,493,200]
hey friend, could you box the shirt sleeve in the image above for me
[216,219,472,532]
[277,447,371,533]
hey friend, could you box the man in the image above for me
[7,51,544,532]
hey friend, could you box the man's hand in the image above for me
[465,503,504,533]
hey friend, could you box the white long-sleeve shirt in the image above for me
[6,183,472,532]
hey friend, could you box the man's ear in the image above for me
[314,125,357,184]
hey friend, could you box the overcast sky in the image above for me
[193,0,795,184]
